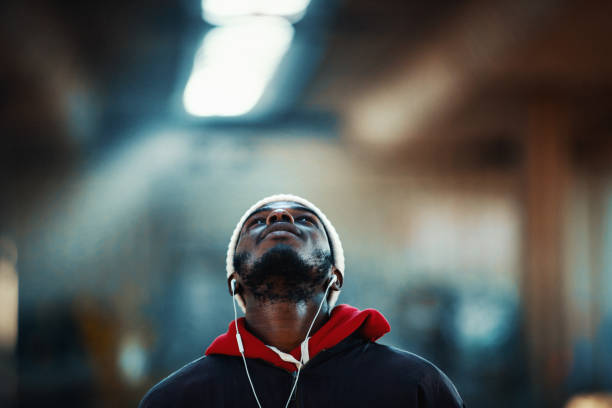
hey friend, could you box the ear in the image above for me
[227,273,239,296]
[331,267,343,291]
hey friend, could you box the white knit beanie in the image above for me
[226,194,345,312]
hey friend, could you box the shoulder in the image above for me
[138,355,238,408]
[361,342,465,407]
[364,343,446,378]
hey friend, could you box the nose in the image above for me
[266,209,294,225]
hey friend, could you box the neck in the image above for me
[243,293,331,352]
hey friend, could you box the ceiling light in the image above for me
[183,17,294,117]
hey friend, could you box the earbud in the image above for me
[328,275,337,288]
[231,279,237,295]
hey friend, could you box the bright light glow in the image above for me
[349,56,459,148]
[183,17,294,117]
[0,237,18,352]
[118,336,148,384]
[454,298,512,349]
[565,394,612,408]
[202,0,311,25]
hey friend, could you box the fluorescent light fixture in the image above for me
[183,17,294,117]
[202,0,311,25]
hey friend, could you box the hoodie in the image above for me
[205,304,391,372]
[139,304,465,407]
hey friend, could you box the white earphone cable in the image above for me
[232,277,336,408]
[283,278,335,408]
[232,285,263,408]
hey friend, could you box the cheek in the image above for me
[234,240,251,258]
[236,229,256,249]
[309,232,331,252]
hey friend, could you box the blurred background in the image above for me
[1,0,612,407]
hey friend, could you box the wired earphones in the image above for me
[231,275,337,408]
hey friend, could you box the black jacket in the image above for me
[139,334,465,407]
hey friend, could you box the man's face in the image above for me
[235,201,331,263]
[233,201,333,302]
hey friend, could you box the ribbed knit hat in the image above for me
[226,194,344,312]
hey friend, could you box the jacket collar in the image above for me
[205,304,390,372]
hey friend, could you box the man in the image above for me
[139,194,465,407]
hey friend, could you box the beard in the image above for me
[233,244,333,303]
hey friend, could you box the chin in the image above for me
[257,244,301,265]
[235,245,331,303]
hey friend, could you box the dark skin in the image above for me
[228,201,343,352]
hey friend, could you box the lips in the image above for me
[259,223,300,242]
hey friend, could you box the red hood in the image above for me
[205,304,390,372]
